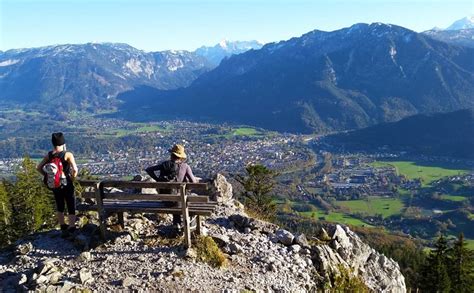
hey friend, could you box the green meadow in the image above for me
[439,194,469,202]
[335,197,405,218]
[371,161,468,187]
[299,210,372,227]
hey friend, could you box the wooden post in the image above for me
[180,184,191,248]
[196,215,201,235]
[117,212,125,229]
[96,182,107,240]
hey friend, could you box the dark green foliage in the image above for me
[420,234,474,292]
[0,156,56,248]
[235,164,278,221]
[0,181,12,247]
[449,233,474,293]
[420,235,451,292]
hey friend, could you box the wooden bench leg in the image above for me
[96,182,107,241]
[180,184,191,248]
[196,215,201,235]
[118,212,125,229]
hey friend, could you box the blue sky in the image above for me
[1,0,472,51]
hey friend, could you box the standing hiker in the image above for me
[145,144,197,230]
[37,132,79,237]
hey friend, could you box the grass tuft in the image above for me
[194,236,227,268]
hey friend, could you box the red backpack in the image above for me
[43,151,67,189]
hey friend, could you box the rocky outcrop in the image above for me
[0,174,406,292]
[313,225,406,292]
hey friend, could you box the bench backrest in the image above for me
[79,180,210,203]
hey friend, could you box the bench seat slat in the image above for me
[81,192,210,202]
[77,204,214,216]
[101,200,217,208]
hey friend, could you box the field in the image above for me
[101,124,168,137]
[298,210,372,227]
[439,194,469,202]
[466,239,474,250]
[275,198,372,227]
[371,161,468,187]
[233,127,259,136]
[335,197,405,218]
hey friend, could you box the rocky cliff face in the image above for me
[0,175,405,292]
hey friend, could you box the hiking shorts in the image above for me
[52,179,76,215]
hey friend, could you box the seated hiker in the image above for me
[145,144,197,230]
[37,132,79,237]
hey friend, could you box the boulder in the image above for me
[275,229,294,246]
[295,233,310,248]
[211,173,233,203]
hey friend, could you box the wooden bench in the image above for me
[77,179,217,248]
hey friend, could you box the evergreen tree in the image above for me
[420,235,451,292]
[0,181,12,247]
[236,164,278,221]
[9,156,55,239]
[449,233,474,293]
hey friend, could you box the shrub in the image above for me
[194,236,227,268]
[332,265,369,292]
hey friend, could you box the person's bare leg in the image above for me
[68,214,76,228]
[57,212,65,226]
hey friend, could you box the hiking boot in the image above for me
[60,224,69,238]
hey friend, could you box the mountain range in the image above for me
[0,43,211,111]
[117,22,474,133]
[0,41,260,111]
[1,18,474,135]
[325,108,474,159]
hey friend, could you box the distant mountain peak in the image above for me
[446,15,474,30]
[194,40,264,66]
[219,39,229,49]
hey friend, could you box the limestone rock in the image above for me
[275,229,294,246]
[295,233,310,248]
[79,268,93,285]
[313,224,406,293]
[211,173,233,203]
[122,276,138,287]
[79,251,92,262]
[228,243,243,254]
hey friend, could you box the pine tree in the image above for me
[236,164,278,221]
[449,233,474,293]
[9,156,55,239]
[420,235,451,292]
[0,180,12,247]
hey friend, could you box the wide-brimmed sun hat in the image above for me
[169,144,187,159]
